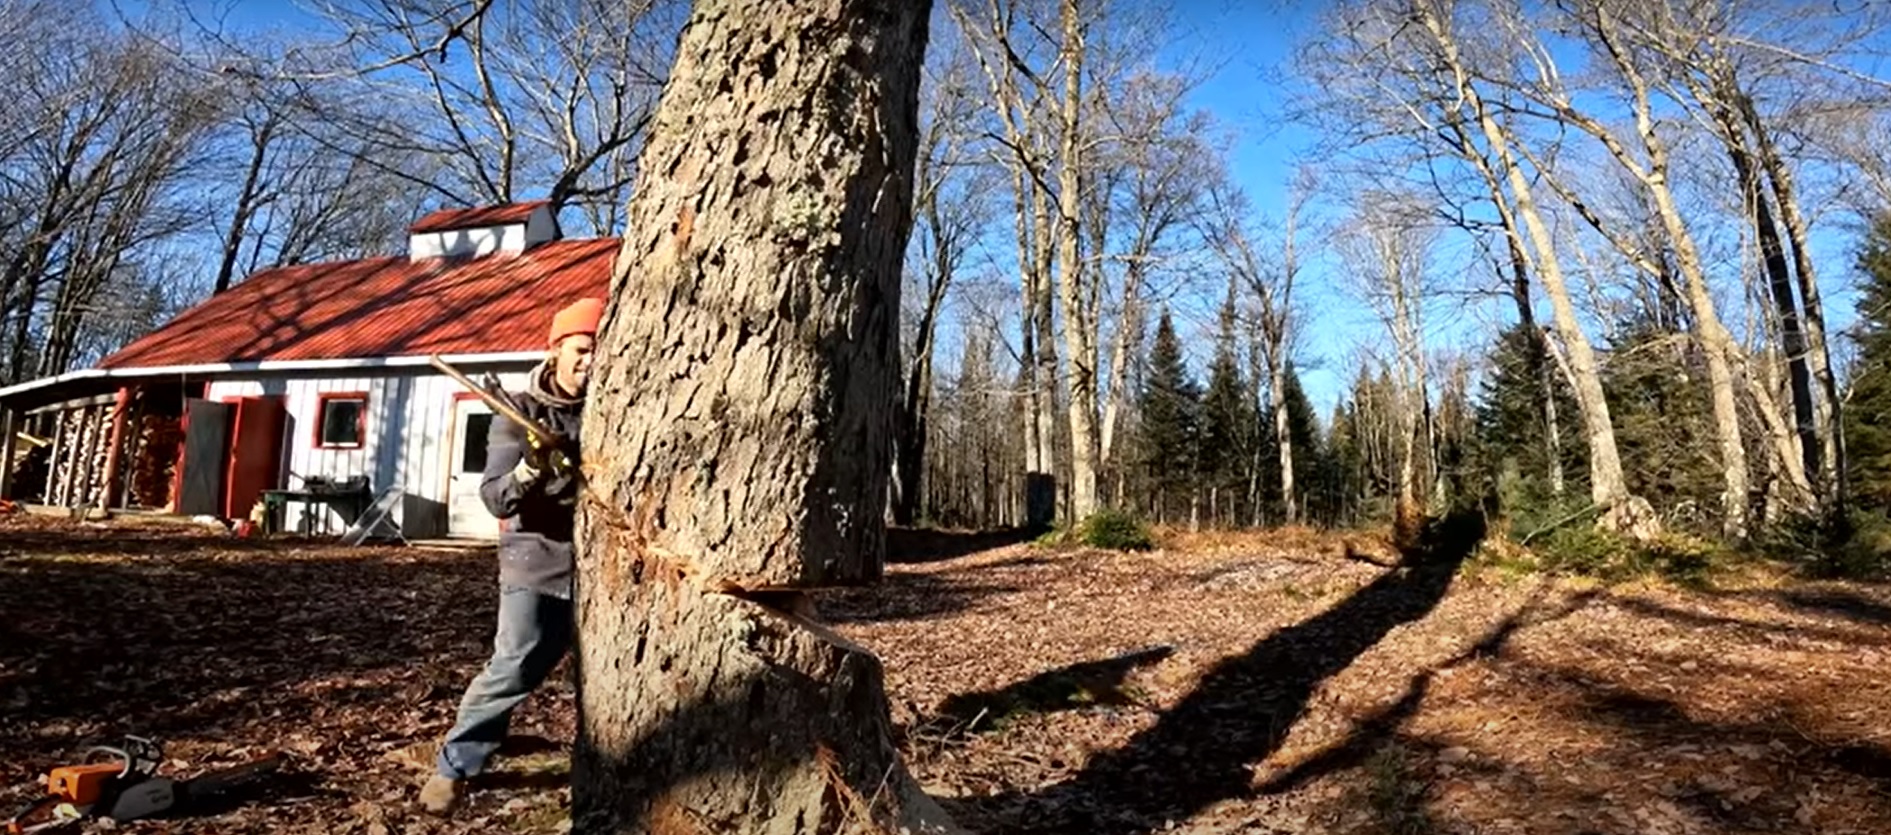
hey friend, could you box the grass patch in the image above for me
[1470,525,1735,587]
[1348,743,1438,835]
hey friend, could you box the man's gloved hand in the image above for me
[513,432,575,486]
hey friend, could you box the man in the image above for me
[421,297,601,814]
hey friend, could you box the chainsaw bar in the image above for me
[179,753,284,801]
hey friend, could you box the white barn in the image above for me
[0,201,616,540]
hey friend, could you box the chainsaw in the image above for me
[4,737,283,834]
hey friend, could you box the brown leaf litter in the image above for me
[3,515,1890,834]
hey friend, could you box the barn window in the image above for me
[315,393,367,448]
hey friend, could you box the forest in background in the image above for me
[8,0,1891,571]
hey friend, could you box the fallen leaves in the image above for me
[6,514,1891,833]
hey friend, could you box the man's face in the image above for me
[552,334,595,396]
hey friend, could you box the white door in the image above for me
[447,399,501,538]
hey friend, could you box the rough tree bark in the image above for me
[571,2,957,832]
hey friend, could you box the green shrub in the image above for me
[1525,525,1729,585]
[1077,509,1154,551]
[1533,525,1629,576]
[1799,510,1891,580]
[1629,534,1723,586]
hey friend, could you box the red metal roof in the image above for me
[99,238,618,370]
[408,200,551,234]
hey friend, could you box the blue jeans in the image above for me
[435,585,573,780]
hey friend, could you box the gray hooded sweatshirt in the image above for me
[480,361,584,597]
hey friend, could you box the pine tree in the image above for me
[1257,363,1324,524]
[1201,287,1255,525]
[1603,318,1723,532]
[1318,400,1360,526]
[1846,211,1891,514]
[1471,324,1588,515]
[1138,308,1201,523]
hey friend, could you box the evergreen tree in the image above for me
[1257,363,1325,524]
[1319,400,1361,526]
[1846,211,1891,514]
[1139,308,1201,522]
[1470,324,1588,512]
[1201,287,1255,524]
[1603,318,1723,532]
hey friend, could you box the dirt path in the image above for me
[4,516,1889,834]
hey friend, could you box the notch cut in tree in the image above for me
[571,1,958,833]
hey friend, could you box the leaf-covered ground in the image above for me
[4,514,1890,834]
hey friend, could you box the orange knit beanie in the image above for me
[548,298,604,346]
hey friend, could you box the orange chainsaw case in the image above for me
[46,762,122,805]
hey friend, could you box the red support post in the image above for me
[97,387,133,511]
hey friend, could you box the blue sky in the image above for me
[122,0,1885,423]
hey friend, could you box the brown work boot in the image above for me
[419,775,461,814]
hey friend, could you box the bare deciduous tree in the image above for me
[895,18,995,526]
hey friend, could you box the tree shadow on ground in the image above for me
[1771,588,1891,627]
[1520,656,1891,828]
[885,526,1035,564]
[964,508,1488,834]
[1252,586,1601,796]
[931,645,1176,735]
[1604,594,1891,646]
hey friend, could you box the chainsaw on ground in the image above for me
[4,737,283,834]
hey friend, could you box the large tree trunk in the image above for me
[1648,178,1752,539]
[1714,99,1817,512]
[1413,3,1652,538]
[1272,212,1299,526]
[1054,0,1098,522]
[1029,173,1060,527]
[1011,167,1052,529]
[1270,355,1295,526]
[1470,124,1564,498]
[1738,90,1845,514]
[572,3,956,832]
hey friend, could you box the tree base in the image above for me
[1599,495,1662,542]
[573,574,962,835]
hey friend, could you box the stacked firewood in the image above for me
[132,413,183,509]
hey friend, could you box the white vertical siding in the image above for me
[198,366,535,537]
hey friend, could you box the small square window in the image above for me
[317,395,366,448]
